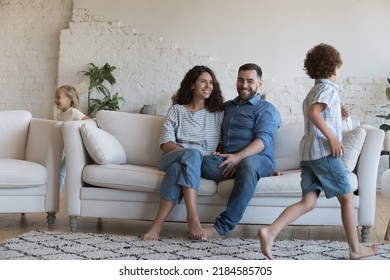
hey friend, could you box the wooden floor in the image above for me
[1,191,390,244]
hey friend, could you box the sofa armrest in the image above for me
[62,119,96,216]
[355,125,385,226]
[25,118,63,211]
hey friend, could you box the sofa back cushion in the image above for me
[80,123,127,165]
[96,110,164,167]
[274,121,367,173]
[274,122,303,171]
[341,126,367,172]
[0,110,31,160]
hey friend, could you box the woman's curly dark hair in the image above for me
[171,65,224,112]
[303,43,343,79]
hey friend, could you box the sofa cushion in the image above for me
[95,111,164,167]
[0,110,31,160]
[0,159,47,187]
[82,164,218,196]
[217,169,358,197]
[274,122,303,171]
[274,122,366,173]
[80,123,126,165]
[342,126,366,172]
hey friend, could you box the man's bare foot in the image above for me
[258,227,274,260]
[203,227,221,240]
[188,217,206,240]
[350,244,379,260]
[272,171,283,176]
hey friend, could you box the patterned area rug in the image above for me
[0,230,389,260]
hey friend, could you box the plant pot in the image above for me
[384,131,390,152]
[139,105,156,115]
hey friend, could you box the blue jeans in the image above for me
[60,158,66,191]
[159,148,203,204]
[201,154,274,235]
[300,155,351,199]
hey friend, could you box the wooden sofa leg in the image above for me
[385,219,390,240]
[46,212,56,228]
[69,216,78,232]
[361,226,370,243]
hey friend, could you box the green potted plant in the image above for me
[376,78,390,151]
[82,62,124,117]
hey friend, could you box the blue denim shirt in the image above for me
[222,94,281,169]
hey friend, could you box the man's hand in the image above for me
[217,153,242,178]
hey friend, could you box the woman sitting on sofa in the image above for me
[142,65,225,241]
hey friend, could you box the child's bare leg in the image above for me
[259,191,318,259]
[349,244,379,260]
[258,227,275,260]
[337,193,379,259]
[183,187,205,240]
[142,198,176,241]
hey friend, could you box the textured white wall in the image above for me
[68,0,390,127]
[58,21,237,116]
[0,0,72,118]
[74,0,390,80]
[58,19,388,127]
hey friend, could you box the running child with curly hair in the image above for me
[258,43,378,260]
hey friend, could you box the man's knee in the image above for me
[236,157,259,175]
[201,155,224,181]
[237,156,272,177]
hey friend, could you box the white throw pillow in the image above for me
[342,127,366,172]
[80,123,126,165]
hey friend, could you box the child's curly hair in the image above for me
[303,43,343,79]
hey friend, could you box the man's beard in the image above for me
[238,87,258,101]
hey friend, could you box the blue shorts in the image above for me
[300,155,352,199]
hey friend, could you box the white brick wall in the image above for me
[0,0,72,118]
[58,20,237,116]
[58,18,390,125]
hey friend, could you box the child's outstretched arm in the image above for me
[308,103,344,158]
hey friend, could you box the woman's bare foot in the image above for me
[203,227,221,240]
[141,230,159,241]
[141,223,162,241]
[272,171,283,176]
[350,244,379,260]
[188,216,206,240]
[258,227,274,260]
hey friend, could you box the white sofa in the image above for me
[381,162,390,240]
[0,110,63,227]
[63,110,384,242]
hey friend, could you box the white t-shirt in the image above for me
[59,108,86,121]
